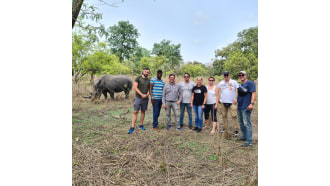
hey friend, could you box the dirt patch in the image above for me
[72,79,258,185]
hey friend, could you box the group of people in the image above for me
[127,68,256,147]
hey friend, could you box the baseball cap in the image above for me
[157,69,163,73]
[239,71,247,75]
[223,71,230,75]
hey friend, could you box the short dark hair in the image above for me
[208,76,215,81]
[169,73,175,78]
[184,73,190,77]
[143,68,150,71]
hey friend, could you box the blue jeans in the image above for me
[237,109,253,144]
[152,99,162,128]
[193,105,204,129]
[180,103,192,126]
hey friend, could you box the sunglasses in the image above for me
[209,80,215,81]
[238,74,245,77]
[224,74,229,76]
[184,76,189,78]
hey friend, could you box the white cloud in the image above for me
[193,11,210,26]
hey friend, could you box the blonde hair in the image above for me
[196,77,203,81]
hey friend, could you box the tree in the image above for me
[237,27,258,57]
[180,63,207,77]
[72,0,84,28]
[107,20,140,63]
[72,32,97,83]
[152,39,182,77]
[72,0,124,36]
[213,26,258,80]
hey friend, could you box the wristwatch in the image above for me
[251,103,254,105]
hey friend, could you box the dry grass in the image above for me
[72,75,258,185]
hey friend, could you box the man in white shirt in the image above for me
[217,71,239,139]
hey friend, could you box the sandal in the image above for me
[210,130,216,134]
[203,126,209,130]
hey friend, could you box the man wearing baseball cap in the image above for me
[217,71,240,139]
[237,71,256,147]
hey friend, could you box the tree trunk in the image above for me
[72,0,84,29]
[90,74,95,85]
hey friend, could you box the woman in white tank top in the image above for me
[203,76,219,134]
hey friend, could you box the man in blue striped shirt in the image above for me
[149,69,165,132]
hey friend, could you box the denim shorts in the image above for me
[133,97,149,111]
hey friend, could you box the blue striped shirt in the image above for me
[150,77,165,100]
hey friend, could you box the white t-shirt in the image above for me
[179,81,196,103]
[217,79,239,103]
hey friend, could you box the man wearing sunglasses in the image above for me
[237,71,256,147]
[179,73,196,129]
[217,71,240,139]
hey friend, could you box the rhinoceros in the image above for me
[84,75,133,100]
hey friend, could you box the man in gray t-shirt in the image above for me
[179,73,196,129]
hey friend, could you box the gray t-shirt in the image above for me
[179,81,196,103]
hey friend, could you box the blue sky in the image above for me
[87,0,258,64]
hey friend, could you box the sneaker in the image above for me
[128,127,135,134]
[238,138,246,141]
[180,124,183,128]
[196,128,202,133]
[177,128,182,131]
[188,125,193,129]
[234,131,239,137]
[221,129,225,133]
[192,127,198,130]
[139,125,146,130]
[241,143,252,147]
[166,125,172,130]
[153,128,159,132]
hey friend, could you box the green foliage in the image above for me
[107,20,140,63]
[180,63,207,77]
[99,54,130,75]
[152,55,168,75]
[152,39,182,76]
[73,0,124,37]
[138,57,153,72]
[213,26,258,80]
[72,32,97,83]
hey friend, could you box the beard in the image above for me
[143,73,149,77]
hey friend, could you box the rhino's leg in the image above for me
[103,91,108,100]
[109,91,115,99]
[125,89,129,99]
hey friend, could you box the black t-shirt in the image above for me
[192,85,207,106]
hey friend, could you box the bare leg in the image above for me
[140,110,145,125]
[131,111,139,127]
[203,119,210,129]
[211,122,217,133]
